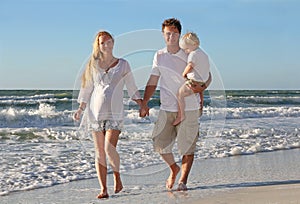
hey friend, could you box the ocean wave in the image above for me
[0,103,74,128]
[200,106,300,121]
[1,104,299,129]
[226,96,300,105]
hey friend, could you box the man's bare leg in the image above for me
[177,154,194,191]
[161,153,180,190]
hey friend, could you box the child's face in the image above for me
[183,44,197,54]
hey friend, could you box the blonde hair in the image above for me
[179,32,200,49]
[81,31,114,88]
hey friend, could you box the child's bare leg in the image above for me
[173,84,194,126]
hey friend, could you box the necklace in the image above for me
[99,57,116,73]
[98,57,118,86]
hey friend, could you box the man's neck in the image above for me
[167,45,180,54]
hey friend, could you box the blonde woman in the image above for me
[173,32,211,126]
[73,31,142,199]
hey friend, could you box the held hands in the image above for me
[133,99,149,118]
[139,101,149,118]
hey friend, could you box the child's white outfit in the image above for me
[185,48,210,85]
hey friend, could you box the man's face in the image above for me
[163,26,180,46]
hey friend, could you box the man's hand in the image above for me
[189,72,212,93]
[139,102,150,117]
[188,83,206,93]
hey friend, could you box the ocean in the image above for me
[0,89,299,196]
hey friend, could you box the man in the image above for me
[140,18,211,191]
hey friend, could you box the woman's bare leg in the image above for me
[105,129,123,193]
[92,131,109,198]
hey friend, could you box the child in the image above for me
[173,32,210,126]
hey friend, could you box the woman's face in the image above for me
[98,35,114,53]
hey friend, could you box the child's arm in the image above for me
[182,62,194,78]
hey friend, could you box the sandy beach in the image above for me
[1,148,299,204]
[193,183,300,204]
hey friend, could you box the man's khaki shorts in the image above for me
[152,110,199,155]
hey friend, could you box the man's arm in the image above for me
[189,72,212,93]
[140,75,159,117]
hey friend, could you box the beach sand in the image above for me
[193,183,300,204]
[2,149,300,204]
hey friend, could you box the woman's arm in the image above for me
[73,102,87,121]
[73,76,94,121]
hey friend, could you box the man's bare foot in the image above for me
[97,191,109,199]
[173,116,185,126]
[114,173,123,193]
[166,164,180,190]
[177,182,187,191]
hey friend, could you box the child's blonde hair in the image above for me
[179,32,200,49]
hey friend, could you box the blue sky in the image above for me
[1,0,299,90]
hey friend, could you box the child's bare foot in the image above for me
[173,116,185,126]
[166,164,180,190]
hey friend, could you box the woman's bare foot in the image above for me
[173,116,185,126]
[114,172,123,193]
[97,190,109,199]
[114,181,123,193]
[166,164,180,190]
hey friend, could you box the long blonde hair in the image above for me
[81,31,114,88]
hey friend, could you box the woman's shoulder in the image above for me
[117,58,129,65]
[115,58,130,72]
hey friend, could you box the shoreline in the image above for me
[193,183,300,204]
[1,149,300,203]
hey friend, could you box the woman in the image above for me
[73,31,142,199]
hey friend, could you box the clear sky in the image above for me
[1,0,299,90]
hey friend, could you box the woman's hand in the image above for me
[73,109,83,121]
[139,101,149,118]
[133,99,142,106]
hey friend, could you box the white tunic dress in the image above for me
[77,58,140,130]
